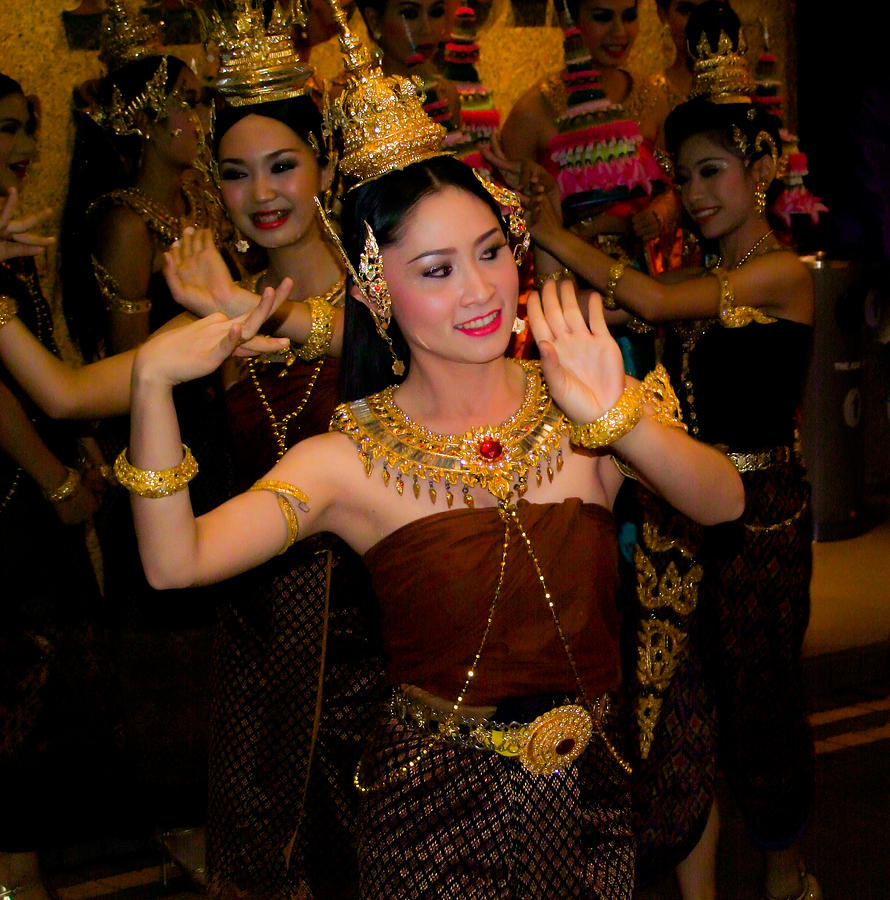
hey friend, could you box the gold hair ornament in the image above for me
[114,444,199,498]
[359,222,405,375]
[206,1,314,106]
[322,0,446,188]
[472,170,530,265]
[98,0,164,72]
[688,27,756,104]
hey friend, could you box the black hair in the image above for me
[60,55,188,361]
[213,94,328,167]
[563,0,638,29]
[0,72,38,137]
[338,155,509,401]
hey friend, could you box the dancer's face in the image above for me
[675,131,757,239]
[368,185,518,367]
[658,0,710,57]
[575,0,639,71]
[218,114,327,251]
[0,92,36,197]
[364,0,451,67]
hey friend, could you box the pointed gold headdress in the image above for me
[688,27,756,105]
[323,0,446,187]
[209,1,313,106]
[98,0,165,72]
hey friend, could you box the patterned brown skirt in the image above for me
[356,720,635,899]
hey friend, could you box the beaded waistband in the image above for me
[725,445,796,472]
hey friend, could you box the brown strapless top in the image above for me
[364,499,621,705]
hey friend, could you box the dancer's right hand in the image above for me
[0,188,55,261]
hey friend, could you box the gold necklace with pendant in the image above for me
[331,359,567,508]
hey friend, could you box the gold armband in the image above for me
[714,267,776,328]
[0,294,17,328]
[114,444,198,498]
[248,479,311,554]
[602,259,628,310]
[45,467,81,503]
[294,294,336,362]
[534,267,574,291]
[568,383,643,449]
[641,364,687,431]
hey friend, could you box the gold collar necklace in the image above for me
[331,360,567,508]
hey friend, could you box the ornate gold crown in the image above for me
[689,28,756,104]
[99,0,165,72]
[210,1,313,106]
[324,0,446,186]
[88,55,175,138]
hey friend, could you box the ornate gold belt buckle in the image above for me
[518,704,593,775]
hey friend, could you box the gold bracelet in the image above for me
[114,444,198,498]
[0,294,18,328]
[294,293,336,361]
[45,466,81,503]
[534,267,574,291]
[567,382,643,449]
[714,266,776,328]
[248,479,310,554]
[603,259,628,310]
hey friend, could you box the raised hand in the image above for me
[0,188,55,262]
[164,226,291,320]
[135,287,289,387]
[527,278,626,424]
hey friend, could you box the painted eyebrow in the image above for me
[218,147,300,165]
[406,228,502,263]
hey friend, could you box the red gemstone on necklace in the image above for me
[479,438,502,460]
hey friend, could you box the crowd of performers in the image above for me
[1,1,823,899]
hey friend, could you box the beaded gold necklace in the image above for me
[246,277,345,460]
[336,361,630,788]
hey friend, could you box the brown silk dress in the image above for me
[357,499,634,899]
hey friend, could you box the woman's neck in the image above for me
[597,66,631,105]
[265,227,343,300]
[134,154,185,213]
[665,56,693,95]
[718,218,774,270]
[395,355,527,435]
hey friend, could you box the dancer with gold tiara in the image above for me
[163,4,388,895]
[135,1,743,895]
[497,4,820,898]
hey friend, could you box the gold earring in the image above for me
[754,181,767,216]
[359,222,405,376]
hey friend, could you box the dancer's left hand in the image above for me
[527,278,626,424]
[0,188,55,261]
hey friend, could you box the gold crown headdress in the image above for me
[688,27,756,105]
[323,0,446,187]
[87,55,174,138]
[98,0,165,72]
[209,1,314,106]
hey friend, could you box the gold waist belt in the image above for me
[726,445,795,472]
[390,689,610,776]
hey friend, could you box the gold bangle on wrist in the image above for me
[114,444,198,498]
[0,295,18,328]
[602,259,628,310]
[45,467,81,503]
[568,383,643,449]
[294,293,336,361]
[534,267,574,291]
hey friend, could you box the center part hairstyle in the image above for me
[664,1,781,167]
[338,154,509,400]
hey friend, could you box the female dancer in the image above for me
[188,85,387,896]
[131,148,743,896]
[510,4,819,897]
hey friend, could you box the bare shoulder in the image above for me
[748,249,814,321]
